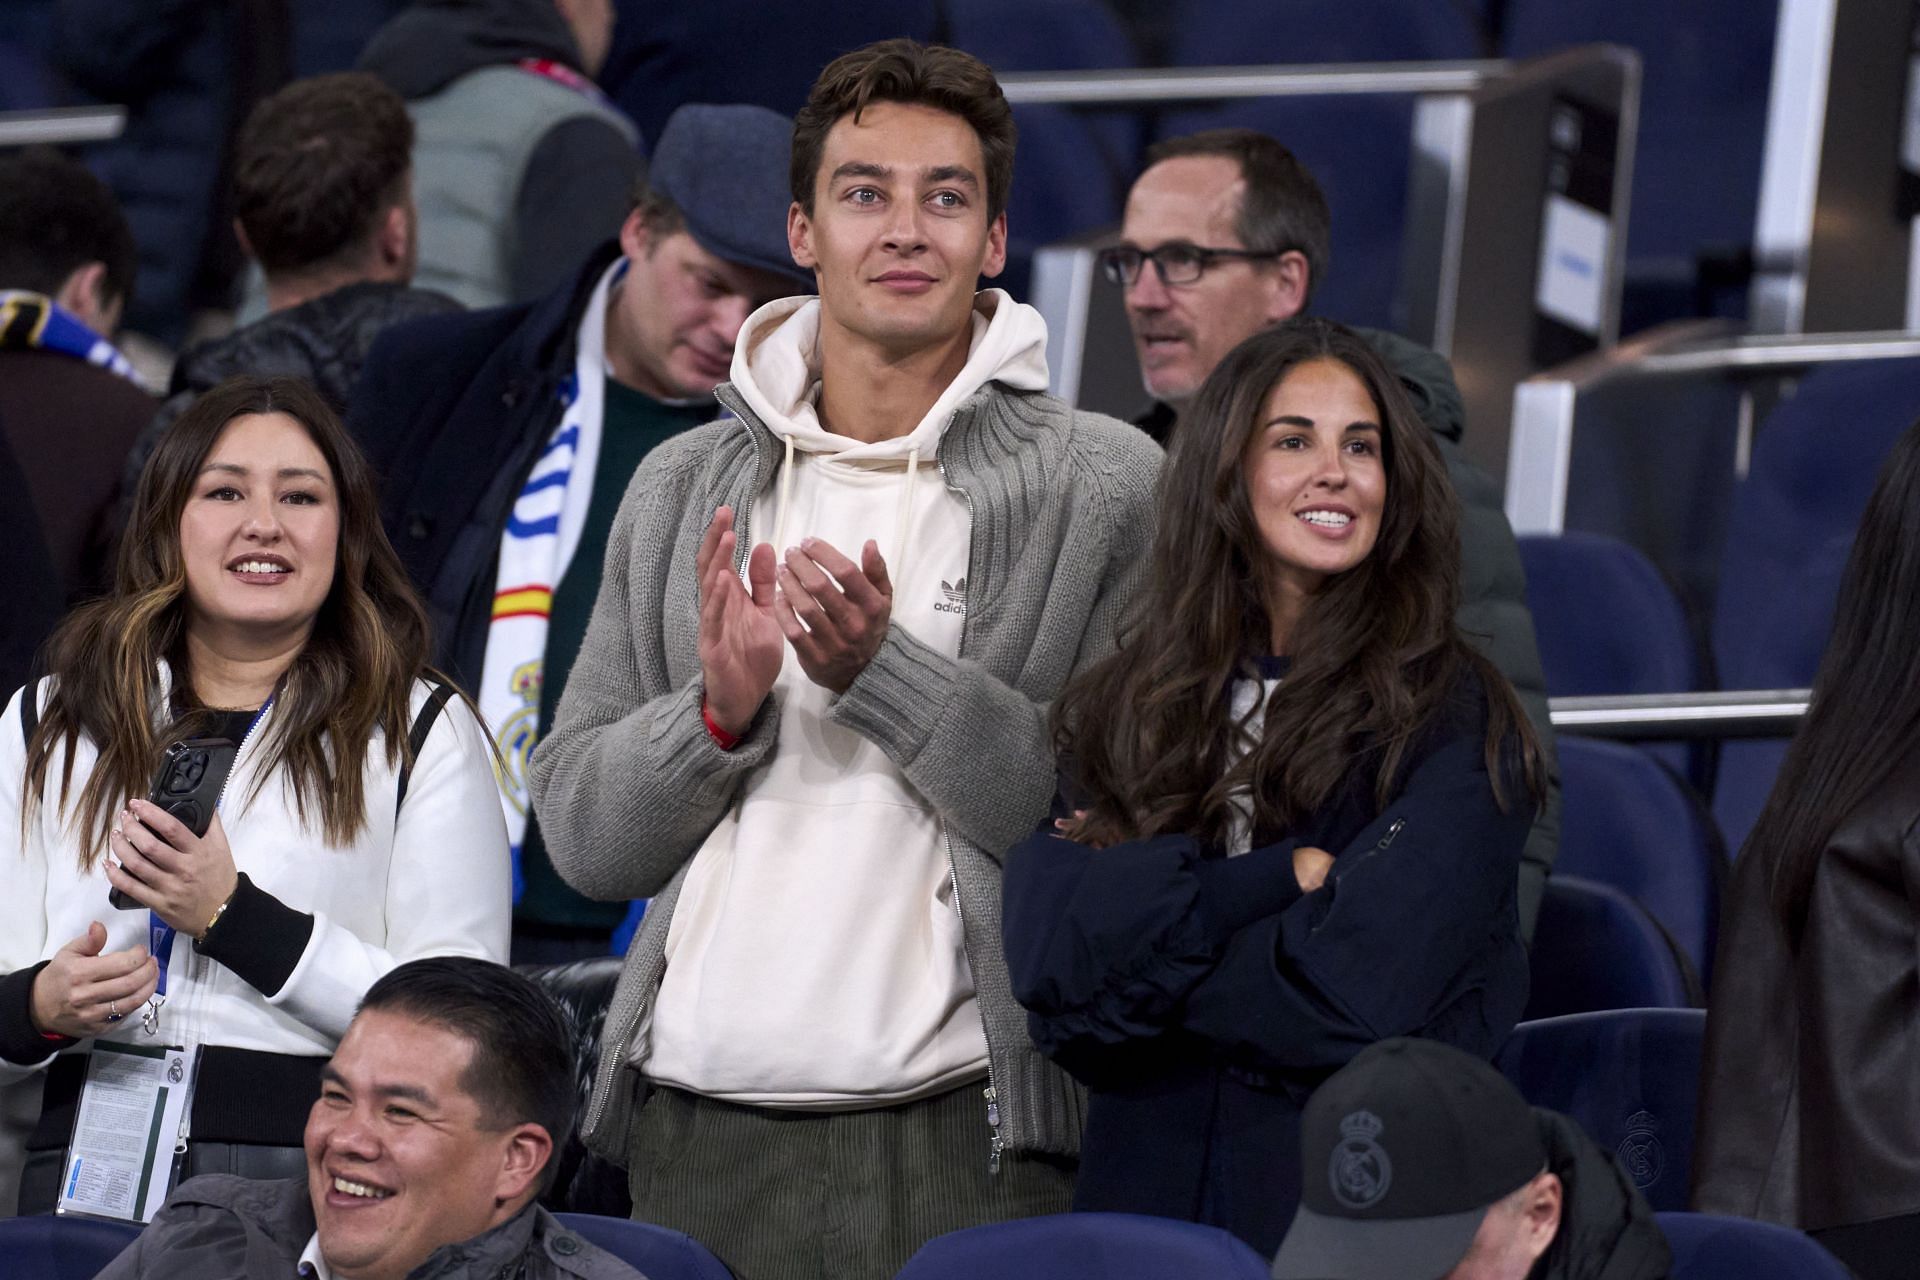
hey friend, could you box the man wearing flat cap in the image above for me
[349,102,811,962]
[1272,1039,1668,1280]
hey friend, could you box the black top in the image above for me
[1002,671,1533,1254]
[1695,746,1920,1235]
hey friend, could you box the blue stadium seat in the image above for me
[1495,1008,1706,1212]
[1658,1212,1855,1279]
[1161,0,1483,331]
[0,42,60,111]
[601,2,940,147]
[1517,532,1702,780]
[948,0,1142,299]
[1501,1,1779,329]
[1712,358,1920,855]
[612,898,646,956]
[896,1213,1270,1279]
[554,1214,735,1279]
[1555,737,1725,983]
[0,1215,143,1279]
[1517,533,1699,695]
[1525,876,1695,1019]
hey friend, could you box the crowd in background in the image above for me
[0,5,1915,1280]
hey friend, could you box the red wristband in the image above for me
[701,699,742,751]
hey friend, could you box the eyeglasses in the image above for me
[1096,243,1285,287]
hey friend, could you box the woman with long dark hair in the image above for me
[0,376,509,1209]
[1002,318,1544,1253]
[1694,417,1920,1278]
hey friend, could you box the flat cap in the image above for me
[648,102,811,287]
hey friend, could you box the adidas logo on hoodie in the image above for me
[935,577,967,616]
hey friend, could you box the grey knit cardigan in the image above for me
[528,379,1163,1163]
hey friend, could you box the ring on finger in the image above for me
[106,1000,121,1022]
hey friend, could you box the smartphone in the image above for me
[108,737,238,912]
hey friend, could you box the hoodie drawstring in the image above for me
[773,434,796,557]
[893,447,919,588]
[770,437,920,591]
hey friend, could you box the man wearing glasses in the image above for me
[1105,128,1561,942]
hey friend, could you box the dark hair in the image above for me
[233,72,413,276]
[24,376,432,861]
[792,39,1017,219]
[630,186,685,239]
[359,958,577,1191]
[1143,129,1332,307]
[0,147,137,306]
[1746,416,1920,945]
[1056,318,1542,848]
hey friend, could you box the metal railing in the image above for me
[1548,690,1809,739]
[0,107,126,148]
[997,61,1508,105]
[1506,325,1920,535]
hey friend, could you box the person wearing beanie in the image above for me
[348,102,811,963]
[358,0,640,310]
[1273,1039,1669,1280]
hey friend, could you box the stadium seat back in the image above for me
[1518,531,1703,781]
[1496,1008,1706,1212]
[1160,0,1483,331]
[522,958,630,1217]
[948,0,1143,298]
[1657,1211,1856,1279]
[1712,358,1920,853]
[0,1215,143,1279]
[895,1211,1270,1279]
[1556,737,1725,983]
[1501,0,1778,326]
[553,1213,736,1279]
[1525,875,1696,1019]
[1518,532,1698,697]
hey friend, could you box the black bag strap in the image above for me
[396,677,458,815]
[17,676,42,751]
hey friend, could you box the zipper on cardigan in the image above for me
[985,1084,1003,1175]
[935,440,1008,1175]
[944,825,1005,1177]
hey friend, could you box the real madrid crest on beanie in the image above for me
[1271,1038,1550,1280]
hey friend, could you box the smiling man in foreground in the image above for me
[97,958,644,1280]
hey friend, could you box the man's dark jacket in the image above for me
[347,244,617,690]
[0,422,63,697]
[92,1174,645,1279]
[1136,329,1561,940]
[0,347,154,602]
[117,281,460,534]
[1535,1109,1672,1279]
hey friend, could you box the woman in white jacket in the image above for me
[2,375,509,1210]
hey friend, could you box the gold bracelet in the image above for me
[195,887,237,943]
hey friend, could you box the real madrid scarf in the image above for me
[479,260,621,894]
[0,290,142,384]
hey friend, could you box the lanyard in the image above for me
[143,695,274,1037]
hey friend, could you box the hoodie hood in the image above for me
[358,0,583,99]
[1353,325,1467,443]
[724,288,1050,465]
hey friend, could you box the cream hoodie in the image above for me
[641,290,1050,1106]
